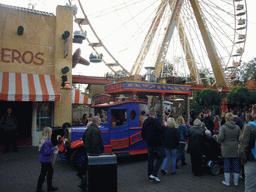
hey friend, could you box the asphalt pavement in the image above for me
[0,146,245,192]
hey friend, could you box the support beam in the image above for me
[131,0,167,75]
[167,1,202,84]
[152,0,185,78]
[189,0,228,87]
[161,94,165,124]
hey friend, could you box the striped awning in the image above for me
[0,72,61,102]
[72,89,91,105]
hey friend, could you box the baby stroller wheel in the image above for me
[211,163,220,176]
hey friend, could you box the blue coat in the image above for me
[178,125,188,142]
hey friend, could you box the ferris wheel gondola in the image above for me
[89,42,103,63]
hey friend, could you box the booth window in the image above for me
[36,102,53,132]
[95,108,108,124]
[111,109,127,127]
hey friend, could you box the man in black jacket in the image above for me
[0,107,18,153]
[142,107,165,183]
[188,119,206,177]
[202,111,214,134]
[78,116,104,191]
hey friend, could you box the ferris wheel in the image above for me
[69,0,247,87]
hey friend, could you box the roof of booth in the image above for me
[104,81,191,96]
[0,3,55,16]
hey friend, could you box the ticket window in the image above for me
[94,108,108,124]
[111,109,127,128]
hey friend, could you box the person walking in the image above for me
[232,109,244,130]
[219,113,241,187]
[142,107,165,183]
[78,116,104,191]
[0,107,18,153]
[187,119,205,177]
[36,127,58,192]
[176,116,188,167]
[160,117,180,175]
[238,104,256,192]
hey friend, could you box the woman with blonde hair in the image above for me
[160,117,180,175]
[176,116,188,167]
[219,112,240,187]
[36,127,58,192]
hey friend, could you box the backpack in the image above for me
[248,122,256,159]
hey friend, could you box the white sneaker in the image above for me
[149,175,160,183]
[222,181,230,186]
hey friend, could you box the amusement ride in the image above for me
[68,0,247,89]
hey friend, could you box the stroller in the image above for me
[202,135,223,176]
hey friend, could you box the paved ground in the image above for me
[0,146,245,192]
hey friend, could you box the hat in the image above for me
[205,130,211,136]
[193,119,201,126]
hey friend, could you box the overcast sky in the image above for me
[1,0,255,78]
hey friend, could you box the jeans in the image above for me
[161,148,177,174]
[147,145,165,177]
[177,143,186,163]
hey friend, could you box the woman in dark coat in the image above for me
[219,113,240,186]
[187,119,206,176]
[160,117,180,175]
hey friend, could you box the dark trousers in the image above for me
[147,145,165,177]
[37,162,54,190]
[79,154,89,189]
[77,153,88,176]
[5,130,17,152]
[190,152,203,175]
[177,143,186,163]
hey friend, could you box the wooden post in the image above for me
[185,95,190,124]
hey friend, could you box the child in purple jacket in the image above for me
[36,127,58,192]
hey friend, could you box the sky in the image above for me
[1,0,255,78]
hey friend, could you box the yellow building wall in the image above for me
[0,5,74,127]
[0,6,55,74]
[53,6,73,127]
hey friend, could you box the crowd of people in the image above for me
[32,105,256,192]
[141,106,256,192]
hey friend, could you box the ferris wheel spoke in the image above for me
[170,1,202,84]
[131,0,167,75]
[181,5,210,77]
[88,0,148,19]
[70,0,247,85]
